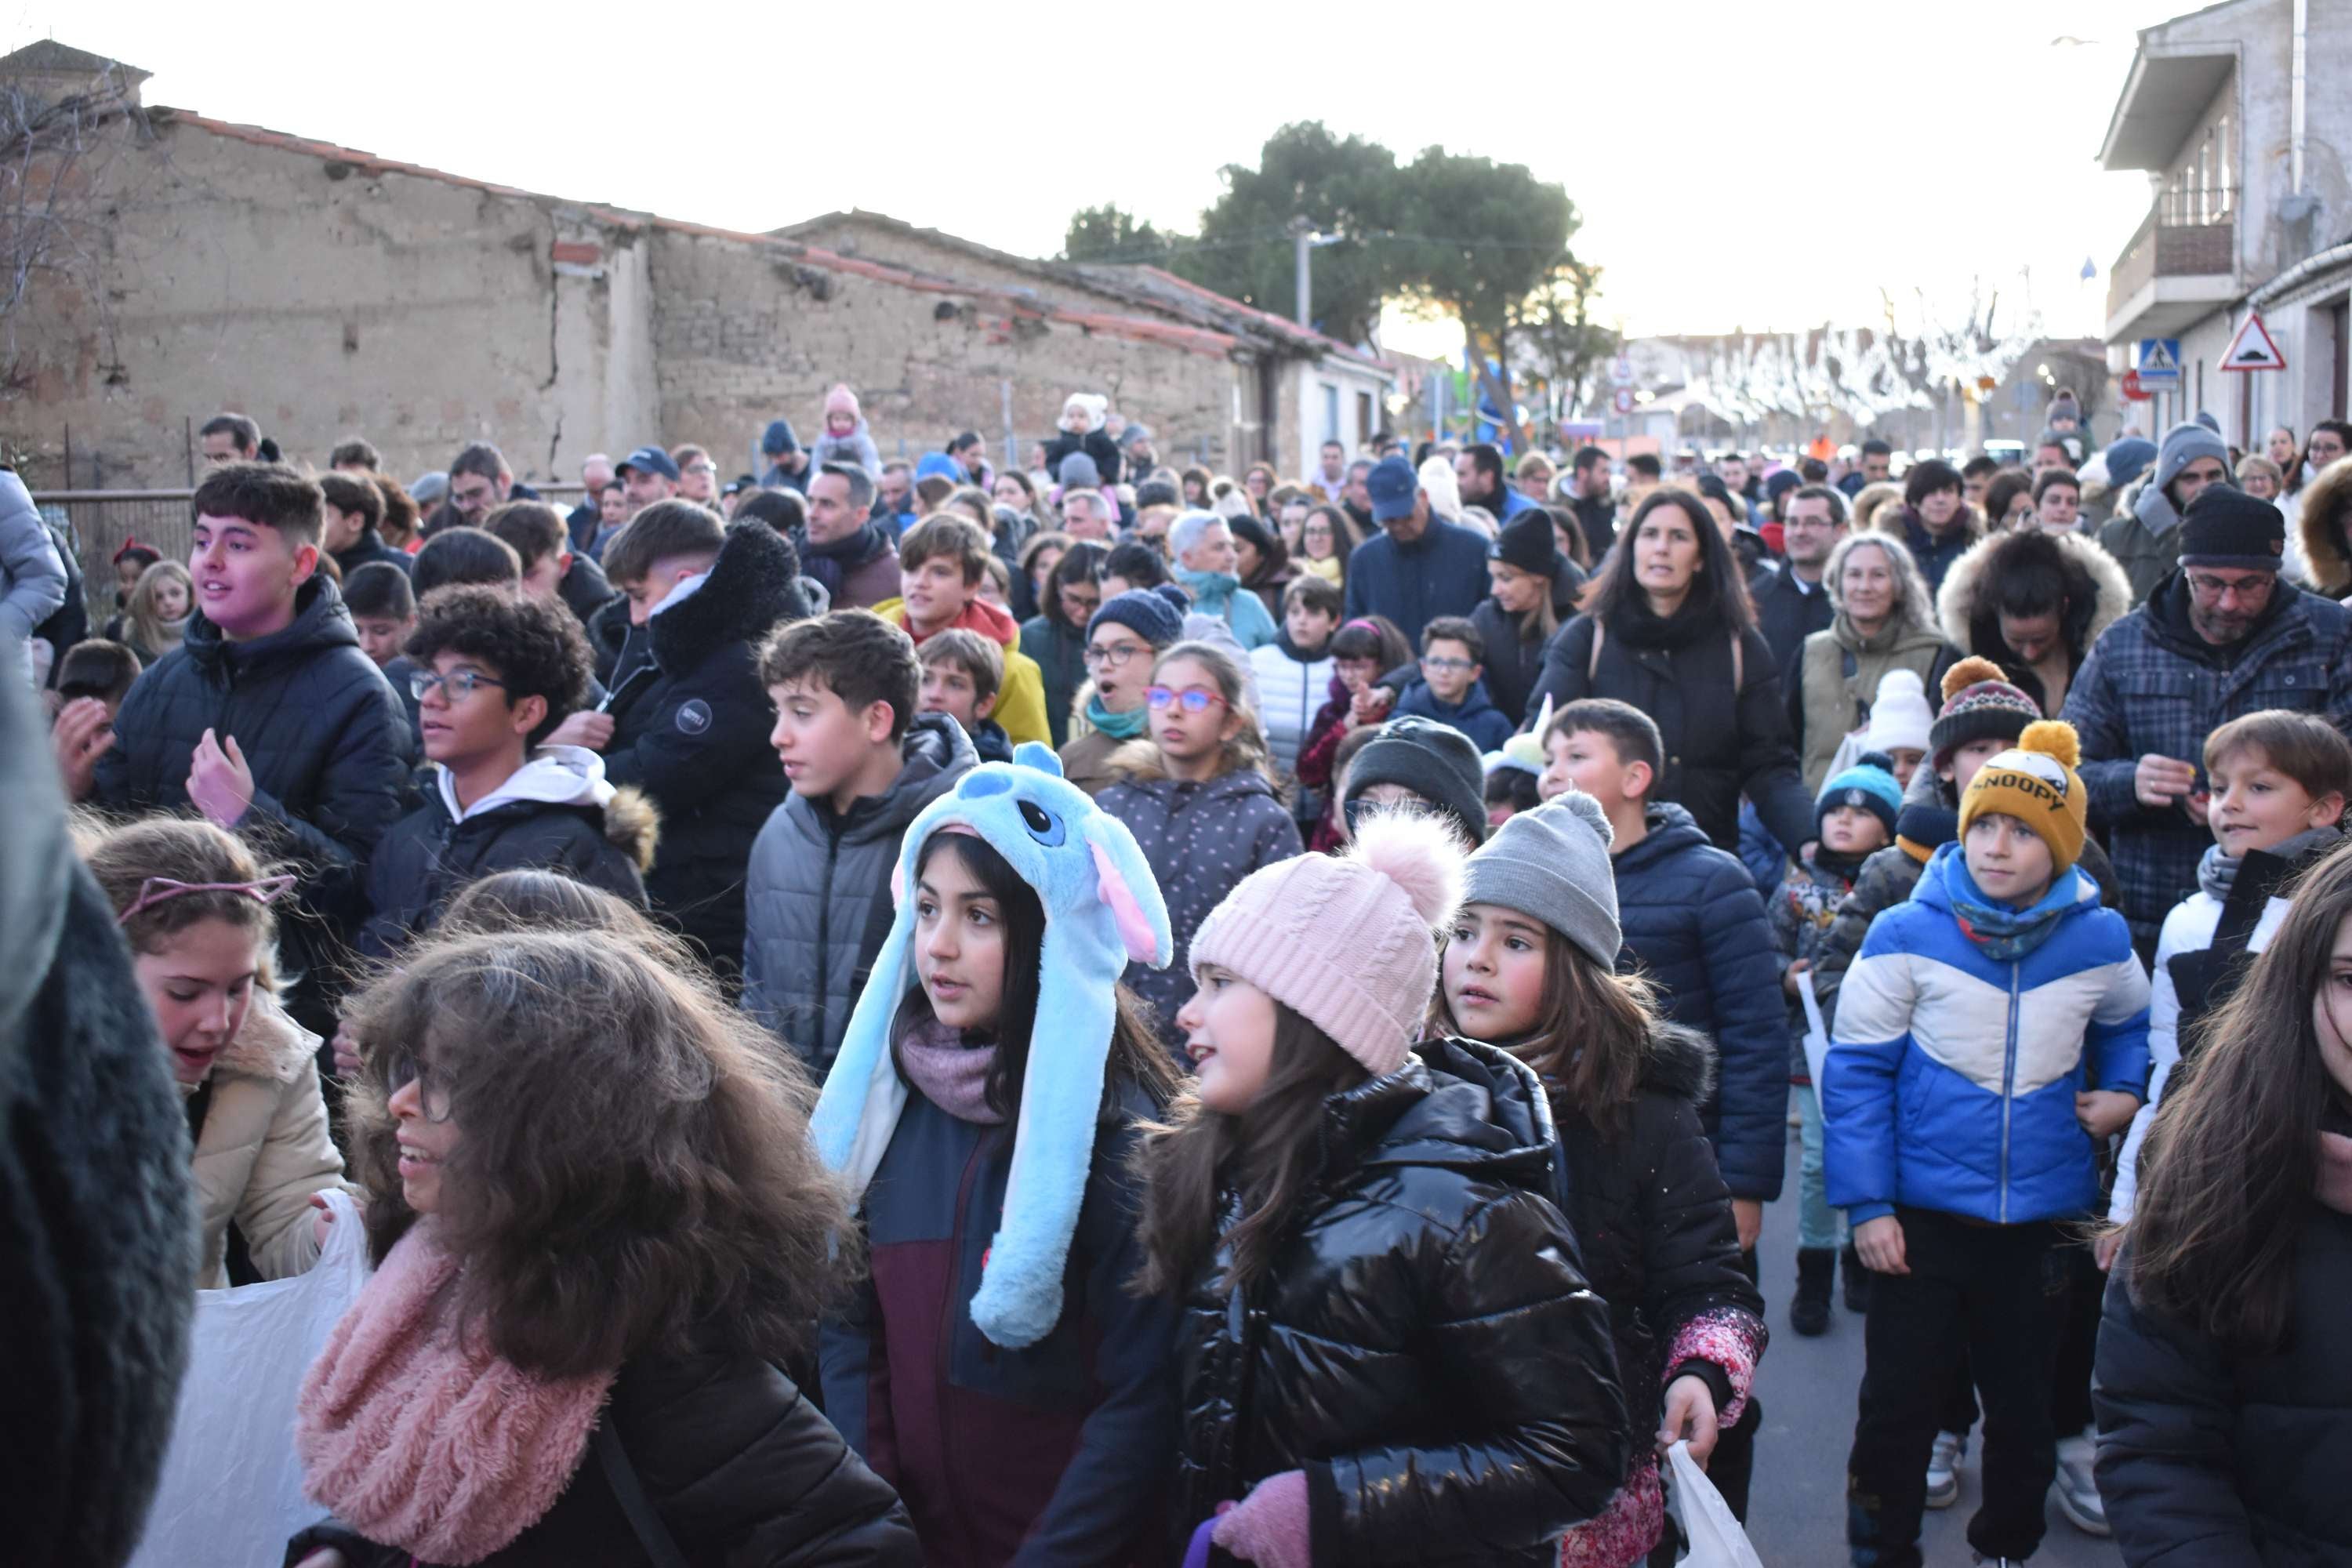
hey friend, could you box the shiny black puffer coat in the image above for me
[1173,1036,1628,1566]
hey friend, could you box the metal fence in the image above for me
[34,485,588,622]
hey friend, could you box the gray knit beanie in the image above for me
[1461,790,1621,967]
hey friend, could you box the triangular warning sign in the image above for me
[2139,339,2180,373]
[2220,312,2286,372]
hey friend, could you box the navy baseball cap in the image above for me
[615,445,680,482]
[1366,455,1421,521]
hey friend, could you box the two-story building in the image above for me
[2100,0,2352,447]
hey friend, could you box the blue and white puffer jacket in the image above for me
[1823,841,2151,1227]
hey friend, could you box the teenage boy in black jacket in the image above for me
[54,462,410,1031]
[545,503,810,986]
[356,587,654,958]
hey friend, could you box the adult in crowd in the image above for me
[1454,442,1541,523]
[1838,437,1893,499]
[759,419,811,494]
[1170,509,1278,650]
[2,668,194,1568]
[1018,539,1106,747]
[2064,486,2352,949]
[1791,532,1958,792]
[1526,488,1817,855]
[1936,524,2132,718]
[1226,511,1294,622]
[1058,485,1116,543]
[318,473,411,581]
[1296,503,1349,590]
[1341,455,1494,646]
[564,452,615,554]
[1880,458,1981,595]
[2276,418,2350,538]
[2031,466,2083,534]
[2294,454,2352,601]
[800,462,901,611]
[1752,482,1848,677]
[1472,510,1586,728]
[2100,421,2231,605]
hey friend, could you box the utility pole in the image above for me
[1290,216,1314,327]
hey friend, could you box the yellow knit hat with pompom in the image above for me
[1957,718,2088,874]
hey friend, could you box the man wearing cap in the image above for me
[2100,420,2233,605]
[759,419,809,495]
[2063,485,2352,950]
[615,445,681,518]
[1342,455,1494,646]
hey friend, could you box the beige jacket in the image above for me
[187,993,353,1288]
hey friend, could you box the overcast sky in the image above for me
[27,0,2188,354]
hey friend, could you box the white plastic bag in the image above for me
[128,1189,372,1568]
[1664,1439,1766,1568]
[1796,968,1831,1094]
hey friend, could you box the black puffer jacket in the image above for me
[1544,1022,1766,1452]
[1174,1036,1628,1566]
[286,1351,923,1567]
[2095,1201,2352,1568]
[599,522,811,978]
[93,575,412,1016]
[332,527,414,580]
[1523,600,1816,856]
[354,753,659,959]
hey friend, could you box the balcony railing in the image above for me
[2107,188,2235,325]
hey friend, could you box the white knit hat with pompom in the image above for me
[1188,808,1465,1076]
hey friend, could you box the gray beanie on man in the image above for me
[2151,419,2230,499]
[1461,790,1621,968]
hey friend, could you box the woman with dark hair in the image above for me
[1981,467,2037,531]
[1298,503,1351,588]
[287,931,920,1566]
[1936,524,2132,716]
[1019,537,1107,745]
[1227,510,1295,621]
[1014,528,1071,622]
[1525,488,1817,854]
[1180,465,1214,511]
[2095,838,2352,1566]
[1241,461,1278,517]
[1882,458,1983,594]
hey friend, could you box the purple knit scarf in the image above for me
[898,1019,1005,1125]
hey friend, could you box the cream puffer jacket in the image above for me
[186,993,354,1288]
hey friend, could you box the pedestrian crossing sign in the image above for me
[2135,339,2181,384]
[2220,312,2285,372]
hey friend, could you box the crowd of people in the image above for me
[5,381,2352,1568]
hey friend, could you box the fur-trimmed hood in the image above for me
[602,784,660,872]
[647,520,812,677]
[2298,454,2352,596]
[1639,1018,1718,1106]
[1936,527,2133,661]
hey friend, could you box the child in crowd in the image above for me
[1740,667,1930,893]
[2092,838,2352,1564]
[1338,714,1490,850]
[744,610,976,1079]
[82,816,348,1290]
[341,561,415,670]
[1827,720,2149,1568]
[55,463,412,1036]
[1772,753,1901,1338]
[813,750,1180,1563]
[2110,710,2351,1233]
[484,498,616,628]
[111,536,160,607]
[292,928,920,1566]
[409,524,521,598]
[1058,586,1185,796]
[1538,695,1784,1519]
[1391,614,1513,752]
[1140,810,1628,1566]
[809,383,883,478]
[1098,639,1301,1049]
[51,638,140,720]
[1042,392,1123,488]
[553,503,808,986]
[1015,535,1098,744]
[1247,572,1341,787]
[355,587,654,959]
[107,558,195,666]
[873,514,1049,746]
[1294,614,1414,849]
[916,626,1012,762]
[977,552,1014,612]
[1439,793,1766,1567]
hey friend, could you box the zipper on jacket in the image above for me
[1999,960,2020,1224]
[813,826,841,1062]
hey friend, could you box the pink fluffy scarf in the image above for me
[296,1221,613,1564]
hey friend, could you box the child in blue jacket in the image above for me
[1824,718,2149,1568]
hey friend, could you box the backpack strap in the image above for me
[594,1417,688,1568]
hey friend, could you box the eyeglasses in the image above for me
[1083,641,1147,669]
[1146,685,1228,713]
[684,462,718,477]
[2185,571,2274,603]
[1419,655,1475,674]
[386,1051,453,1122]
[409,669,510,702]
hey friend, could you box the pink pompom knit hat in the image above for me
[1189,809,1465,1077]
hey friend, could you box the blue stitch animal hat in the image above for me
[810,742,1172,1349]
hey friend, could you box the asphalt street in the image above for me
[1735,1122,2125,1566]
